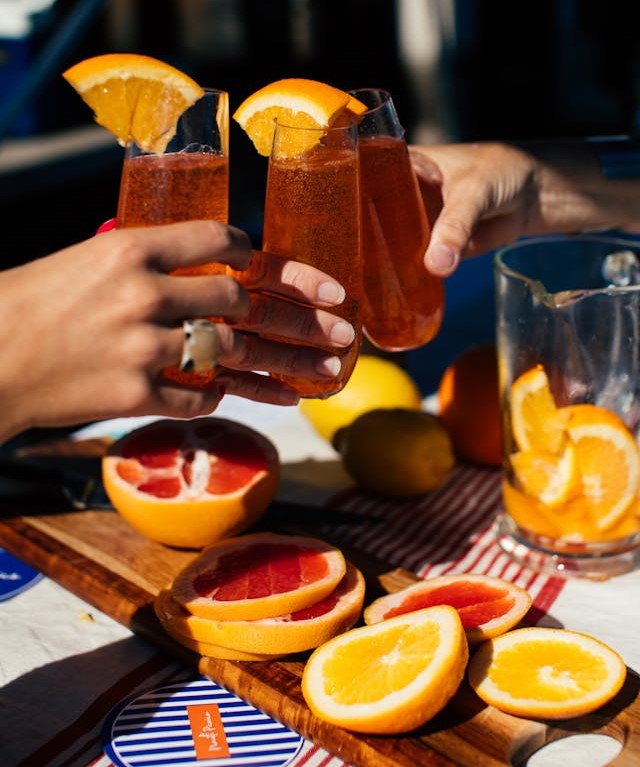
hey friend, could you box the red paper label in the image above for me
[187,703,230,760]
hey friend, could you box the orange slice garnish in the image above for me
[468,627,626,719]
[63,53,204,153]
[232,77,367,157]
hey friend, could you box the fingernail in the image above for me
[317,281,346,305]
[275,388,300,405]
[330,320,355,346]
[317,355,342,377]
[427,241,457,272]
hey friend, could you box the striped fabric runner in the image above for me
[326,464,566,621]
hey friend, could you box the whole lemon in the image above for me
[333,408,455,498]
[299,355,422,442]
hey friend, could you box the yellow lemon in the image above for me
[333,408,455,498]
[299,355,422,443]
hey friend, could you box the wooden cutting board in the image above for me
[1,440,639,767]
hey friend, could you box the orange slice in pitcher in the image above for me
[510,443,580,507]
[565,404,640,531]
[233,78,367,157]
[509,365,569,454]
[63,53,204,153]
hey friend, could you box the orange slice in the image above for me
[232,78,367,157]
[102,418,280,549]
[468,627,627,719]
[565,404,640,531]
[509,366,569,454]
[510,442,580,507]
[301,605,468,734]
[62,53,204,153]
[157,561,364,656]
[364,573,532,645]
[171,532,347,621]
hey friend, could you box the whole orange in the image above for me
[437,344,502,467]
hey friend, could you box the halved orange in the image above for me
[468,627,627,719]
[509,365,569,454]
[171,532,347,621]
[232,78,367,157]
[157,561,364,656]
[301,605,468,734]
[63,53,204,153]
[102,418,280,549]
[364,573,532,644]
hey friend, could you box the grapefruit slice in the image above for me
[102,418,280,549]
[154,592,285,661]
[170,532,347,621]
[157,561,364,656]
[468,627,627,719]
[301,606,468,734]
[364,573,532,644]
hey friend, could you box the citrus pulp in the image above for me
[158,560,364,656]
[301,605,468,734]
[364,573,532,644]
[233,78,367,157]
[170,532,347,621]
[63,53,204,153]
[102,418,280,549]
[468,627,627,719]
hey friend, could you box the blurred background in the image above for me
[2,0,640,392]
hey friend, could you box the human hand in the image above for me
[0,220,353,442]
[410,142,540,276]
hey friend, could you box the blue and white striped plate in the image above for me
[0,548,43,601]
[103,676,304,767]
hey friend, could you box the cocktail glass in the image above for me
[349,87,444,352]
[116,88,229,386]
[260,118,362,398]
[494,234,640,579]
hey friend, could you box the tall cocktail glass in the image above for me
[116,88,229,386]
[349,87,444,351]
[495,234,640,579]
[261,119,362,398]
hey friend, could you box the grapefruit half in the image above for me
[170,532,347,621]
[364,573,532,644]
[102,418,280,549]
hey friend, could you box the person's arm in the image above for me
[0,220,353,443]
[410,139,640,277]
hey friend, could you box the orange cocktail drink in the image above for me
[116,88,229,386]
[262,119,362,398]
[350,88,444,352]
